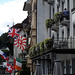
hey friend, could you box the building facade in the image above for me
[23,0,75,75]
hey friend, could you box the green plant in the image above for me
[35,43,40,55]
[40,41,44,55]
[44,38,53,50]
[1,49,10,56]
[29,45,37,57]
[54,12,62,24]
[45,18,55,29]
[29,46,34,57]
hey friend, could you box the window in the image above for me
[49,5,51,18]
[43,57,45,74]
[73,24,75,36]
[66,60,70,74]
[47,55,51,74]
[73,0,75,8]
[62,30,64,40]
[67,27,69,39]
[72,59,75,74]
[62,1,64,11]
[67,0,70,11]
[57,6,59,12]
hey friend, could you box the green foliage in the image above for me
[40,41,44,55]
[29,39,53,57]
[29,46,35,57]
[35,43,40,55]
[1,49,10,56]
[54,12,62,23]
[44,38,53,50]
[0,32,9,49]
[45,19,55,29]
[45,12,63,31]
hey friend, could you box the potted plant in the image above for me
[29,46,35,57]
[44,38,53,50]
[54,12,63,23]
[40,41,44,55]
[45,18,55,30]
[35,43,40,55]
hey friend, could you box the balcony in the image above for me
[61,18,70,26]
[53,39,68,49]
[60,10,70,26]
[53,37,75,49]
[51,24,59,32]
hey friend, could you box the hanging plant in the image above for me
[29,46,35,57]
[44,38,53,50]
[35,43,40,55]
[40,41,44,55]
[54,12,63,24]
[45,18,55,30]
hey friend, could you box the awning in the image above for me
[23,0,31,11]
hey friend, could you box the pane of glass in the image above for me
[66,60,70,74]
[72,59,75,74]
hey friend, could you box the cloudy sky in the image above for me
[0,0,27,36]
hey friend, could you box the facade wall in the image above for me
[26,0,75,75]
[31,0,37,46]
[36,0,75,75]
[37,0,50,43]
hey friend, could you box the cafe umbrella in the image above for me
[53,59,63,75]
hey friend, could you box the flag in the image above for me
[13,58,16,70]
[6,63,13,73]
[0,50,4,55]
[14,35,27,50]
[0,50,9,61]
[8,27,20,38]
[15,58,22,71]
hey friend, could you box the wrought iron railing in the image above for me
[53,37,75,49]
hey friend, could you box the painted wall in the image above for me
[37,0,50,43]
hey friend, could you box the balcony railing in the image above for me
[51,24,59,31]
[61,18,70,26]
[53,37,75,49]
[60,10,70,26]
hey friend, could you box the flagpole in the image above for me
[12,20,15,75]
[13,34,15,75]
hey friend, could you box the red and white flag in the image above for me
[0,50,9,61]
[6,63,14,73]
[14,35,27,50]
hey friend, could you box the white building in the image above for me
[24,0,75,75]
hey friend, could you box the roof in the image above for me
[12,23,23,29]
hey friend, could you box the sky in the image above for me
[0,0,28,36]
